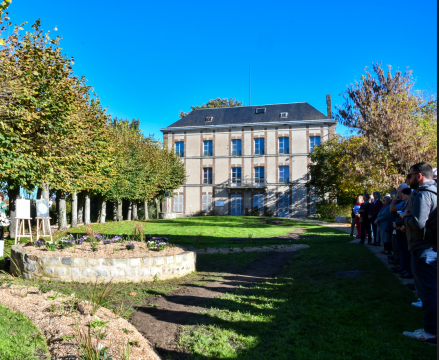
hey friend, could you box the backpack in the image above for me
[419,189,437,246]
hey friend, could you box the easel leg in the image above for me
[14,219,18,245]
[37,219,40,240]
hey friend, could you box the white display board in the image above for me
[36,199,50,218]
[16,198,31,219]
[215,201,225,207]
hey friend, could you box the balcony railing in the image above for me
[231,150,242,156]
[227,178,267,188]
[176,151,184,157]
[203,179,213,184]
[203,151,213,156]
[279,178,290,184]
[279,148,290,154]
[254,149,265,155]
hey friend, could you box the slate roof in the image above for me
[163,102,330,130]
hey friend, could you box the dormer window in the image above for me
[205,117,213,122]
[255,108,266,114]
[280,112,288,118]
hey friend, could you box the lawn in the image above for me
[67,216,316,248]
[0,304,49,360]
[0,217,435,359]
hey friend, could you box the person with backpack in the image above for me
[401,162,437,343]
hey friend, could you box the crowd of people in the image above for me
[350,162,437,345]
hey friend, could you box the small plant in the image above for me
[87,277,118,316]
[126,243,135,250]
[59,234,75,249]
[75,321,113,360]
[119,339,130,360]
[39,284,52,293]
[49,305,56,312]
[129,339,139,347]
[46,242,58,251]
[46,292,59,301]
[35,239,46,248]
[90,319,110,329]
[153,273,159,283]
[85,225,99,252]
[112,247,119,255]
[121,328,129,334]
[60,334,76,341]
[133,222,144,242]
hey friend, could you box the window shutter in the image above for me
[174,195,184,213]
[202,195,207,212]
[207,195,212,211]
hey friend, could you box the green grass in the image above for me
[0,304,49,360]
[67,216,312,249]
[178,226,436,360]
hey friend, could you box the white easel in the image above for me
[36,217,52,242]
[14,218,33,245]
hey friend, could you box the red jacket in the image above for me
[369,199,383,219]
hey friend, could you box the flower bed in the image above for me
[12,234,196,283]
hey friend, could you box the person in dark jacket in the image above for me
[402,162,437,342]
[375,196,391,249]
[369,192,383,245]
[359,193,372,244]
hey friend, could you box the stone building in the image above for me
[161,95,336,217]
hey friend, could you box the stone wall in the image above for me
[11,245,196,283]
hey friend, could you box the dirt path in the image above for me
[130,251,298,359]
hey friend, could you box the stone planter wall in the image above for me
[11,245,196,283]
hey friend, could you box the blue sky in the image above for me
[8,0,437,138]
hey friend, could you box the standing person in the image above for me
[386,185,409,265]
[375,195,391,250]
[353,195,363,239]
[369,192,383,245]
[402,162,437,342]
[359,193,372,244]
[0,192,8,241]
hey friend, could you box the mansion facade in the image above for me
[161,96,336,217]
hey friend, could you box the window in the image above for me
[231,167,242,186]
[253,194,265,210]
[280,112,288,118]
[231,139,242,156]
[279,137,289,154]
[254,138,265,155]
[279,166,289,183]
[175,142,184,157]
[310,136,321,152]
[255,108,266,114]
[203,140,213,156]
[254,167,265,185]
[202,194,213,212]
[173,195,184,213]
[205,117,213,122]
[203,168,213,184]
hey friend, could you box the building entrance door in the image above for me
[278,194,289,217]
[231,195,242,216]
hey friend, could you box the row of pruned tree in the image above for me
[0,13,185,237]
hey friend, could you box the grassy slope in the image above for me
[180,226,436,360]
[0,304,49,360]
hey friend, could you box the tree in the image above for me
[335,62,437,186]
[179,97,244,118]
[307,135,395,207]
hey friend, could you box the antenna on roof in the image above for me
[249,61,251,106]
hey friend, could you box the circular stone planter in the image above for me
[11,245,196,283]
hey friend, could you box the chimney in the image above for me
[326,94,332,119]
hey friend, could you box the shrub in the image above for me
[315,202,351,220]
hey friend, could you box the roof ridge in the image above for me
[193,102,307,110]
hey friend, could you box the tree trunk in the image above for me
[127,201,132,221]
[155,198,160,219]
[57,190,68,231]
[117,200,123,221]
[113,202,117,221]
[36,188,42,200]
[100,197,107,223]
[84,191,91,225]
[133,203,138,221]
[7,183,20,239]
[55,194,60,226]
[144,200,149,220]
[77,192,84,224]
[71,191,78,227]
[41,183,49,201]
